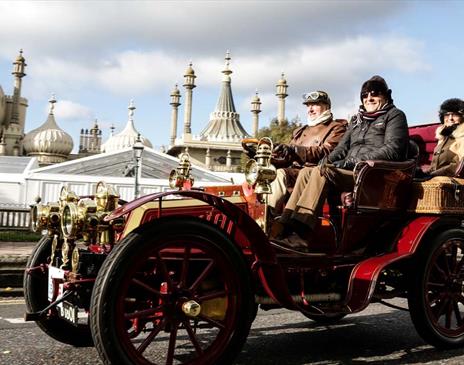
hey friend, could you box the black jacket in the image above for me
[328,106,409,166]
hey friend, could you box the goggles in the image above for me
[361,90,383,99]
[302,91,330,106]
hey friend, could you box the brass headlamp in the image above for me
[30,199,60,232]
[95,181,119,212]
[244,137,277,194]
[169,152,195,189]
[61,199,98,239]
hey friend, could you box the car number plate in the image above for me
[58,301,78,325]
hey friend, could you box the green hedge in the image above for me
[0,230,42,242]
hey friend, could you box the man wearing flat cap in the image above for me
[268,90,347,215]
[273,76,409,251]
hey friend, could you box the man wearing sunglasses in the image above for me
[268,90,347,216]
[272,75,409,251]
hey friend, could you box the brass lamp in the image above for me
[244,137,277,194]
[169,152,195,189]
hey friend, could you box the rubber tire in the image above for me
[90,218,255,365]
[408,229,464,348]
[23,235,93,347]
[303,313,347,325]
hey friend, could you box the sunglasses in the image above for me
[302,91,329,103]
[361,90,383,99]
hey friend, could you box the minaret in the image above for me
[11,49,26,125]
[250,90,262,137]
[183,62,196,135]
[169,83,181,147]
[276,72,288,126]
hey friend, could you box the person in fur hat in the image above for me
[426,98,464,176]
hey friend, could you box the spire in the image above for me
[200,51,249,141]
[214,51,236,113]
[48,93,56,115]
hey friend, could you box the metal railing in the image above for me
[0,207,31,231]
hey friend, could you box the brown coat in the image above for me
[429,122,464,176]
[283,118,347,186]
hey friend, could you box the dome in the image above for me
[277,74,287,86]
[184,62,195,76]
[23,96,74,160]
[101,100,152,153]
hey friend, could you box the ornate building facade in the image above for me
[0,50,28,157]
[167,52,262,172]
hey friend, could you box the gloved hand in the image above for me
[271,144,297,168]
[273,144,296,160]
[342,156,359,170]
[242,143,257,159]
[332,160,345,169]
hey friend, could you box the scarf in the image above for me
[307,109,333,126]
[354,103,393,126]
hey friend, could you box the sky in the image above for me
[0,0,463,152]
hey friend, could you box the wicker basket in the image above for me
[408,176,464,214]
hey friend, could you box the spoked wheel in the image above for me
[90,218,254,365]
[408,229,464,348]
[23,235,93,347]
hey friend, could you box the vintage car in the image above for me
[24,122,464,365]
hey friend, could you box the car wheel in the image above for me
[90,217,254,365]
[23,235,93,347]
[408,229,464,348]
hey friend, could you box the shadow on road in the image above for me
[236,309,464,365]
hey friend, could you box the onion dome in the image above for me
[184,62,195,77]
[277,72,287,86]
[23,94,73,164]
[101,100,152,153]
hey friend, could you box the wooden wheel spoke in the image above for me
[166,320,179,365]
[132,278,161,296]
[427,281,446,289]
[125,305,163,320]
[446,299,453,329]
[182,319,204,355]
[453,300,463,327]
[180,246,191,288]
[432,261,448,281]
[434,297,449,319]
[137,318,165,354]
[156,252,174,289]
[190,260,215,292]
[198,313,225,330]
[197,290,228,302]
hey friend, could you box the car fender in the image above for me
[344,216,444,312]
[106,190,298,309]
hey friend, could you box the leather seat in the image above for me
[341,140,418,210]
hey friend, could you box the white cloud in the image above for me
[46,99,93,121]
[0,1,407,60]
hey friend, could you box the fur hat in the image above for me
[360,75,393,103]
[439,98,464,123]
